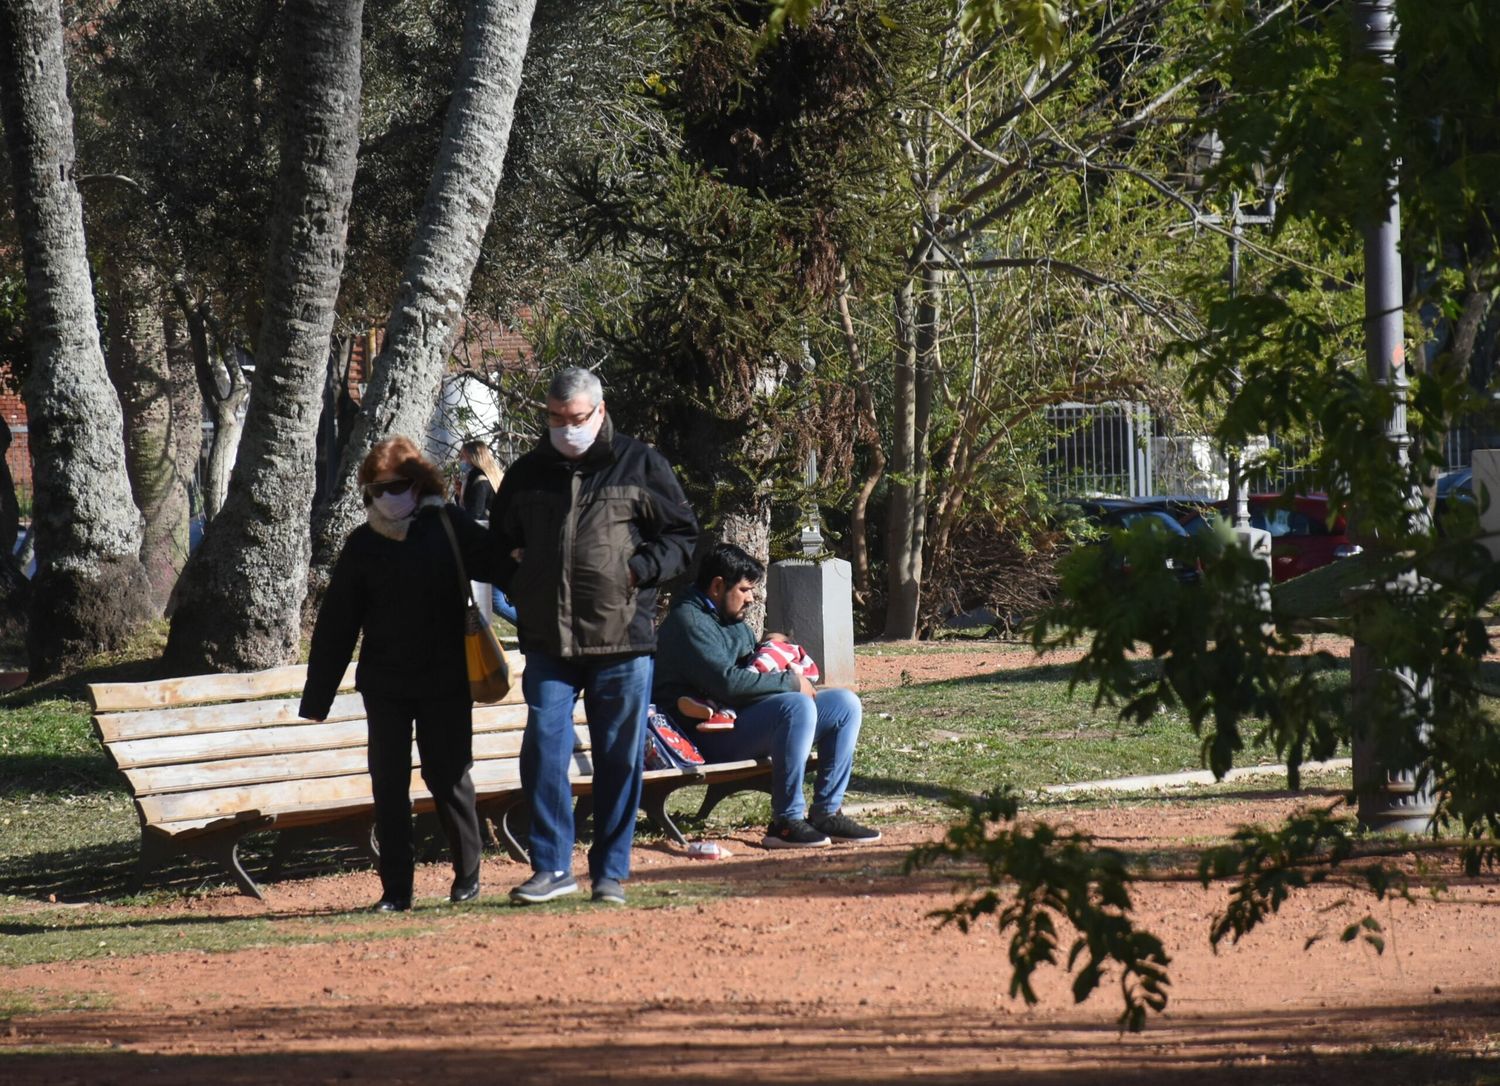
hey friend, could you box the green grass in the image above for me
[0,877,728,969]
[659,646,1354,837]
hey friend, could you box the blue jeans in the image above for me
[520,651,652,881]
[690,688,862,821]
[490,585,518,624]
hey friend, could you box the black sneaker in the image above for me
[811,810,882,843]
[590,877,626,905]
[509,871,579,904]
[761,818,831,849]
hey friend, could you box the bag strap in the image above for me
[436,508,477,607]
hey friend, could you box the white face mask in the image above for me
[549,404,604,459]
[372,488,418,521]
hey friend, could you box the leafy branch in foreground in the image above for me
[1198,801,1413,954]
[906,789,1170,1032]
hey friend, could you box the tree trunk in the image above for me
[308,0,538,611]
[163,301,205,528]
[883,279,920,639]
[313,334,354,509]
[165,0,363,673]
[199,345,249,522]
[0,0,152,675]
[103,254,190,615]
[836,270,884,605]
[883,265,941,639]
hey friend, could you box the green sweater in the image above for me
[652,589,799,712]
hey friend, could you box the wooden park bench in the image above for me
[88,654,779,899]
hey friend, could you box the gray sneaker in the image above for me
[509,870,579,904]
[590,877,626,905]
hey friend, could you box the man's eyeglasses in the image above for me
[547,404,598,428]
[364,478,413,498]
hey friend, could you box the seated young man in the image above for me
[653,542,880,849]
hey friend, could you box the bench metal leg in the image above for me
[641,780,691,847]
[490,798,529,864]
[134,823,267,900]
[204,836,263,901]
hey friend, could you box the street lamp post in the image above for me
[1182,143,1275,575]
[1350,0,1435,833]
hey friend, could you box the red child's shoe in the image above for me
[677,695,737,732]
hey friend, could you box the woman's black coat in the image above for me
[299,502,502,719]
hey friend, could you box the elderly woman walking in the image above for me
[300,436,502,912]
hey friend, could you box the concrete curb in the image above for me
[1040,757,1353,796]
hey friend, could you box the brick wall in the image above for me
[0,364,30,508]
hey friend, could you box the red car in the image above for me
[1210,494,1361,582]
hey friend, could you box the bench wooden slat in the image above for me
[142,752,595,833]
[89,664,353,713]
[88,651,526,713]
[96,687,537,745]
[120,725,591,797]
[102,701,580,769]
[95,692,369,744]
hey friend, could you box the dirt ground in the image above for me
[3,639,1496,1085]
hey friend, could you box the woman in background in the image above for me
[300,436,500,911]
[458,440,502,521]
[457,439,518,625]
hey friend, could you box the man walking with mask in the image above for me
[490,368,698,905]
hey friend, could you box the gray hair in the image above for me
[547,367,603,407]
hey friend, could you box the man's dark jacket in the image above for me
[490,416,697,658]
[652,588,799,716]
[299,502,499,719]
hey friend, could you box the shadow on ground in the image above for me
[3,997,1497,1085]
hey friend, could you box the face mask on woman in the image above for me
[549,404,603,459]
[371,485,418,521]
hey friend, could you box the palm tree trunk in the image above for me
[308,0,538,609]
[165,0,363,673]
[0,0,152,675]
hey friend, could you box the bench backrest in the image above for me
[89,653,589,838]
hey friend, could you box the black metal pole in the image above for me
[1350,0,1434,832]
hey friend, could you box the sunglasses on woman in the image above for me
[364,478,413,498]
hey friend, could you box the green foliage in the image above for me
[556,0,920,527]
[1198,803,1407,954]
[1036,517,1353,783]
[907,788,1170,1032]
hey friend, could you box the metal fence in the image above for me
[1042,402,1153,498]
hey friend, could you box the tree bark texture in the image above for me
[883,267,941,640]
[836,271,884,605]
[883,280,920,639]
[163,301,205,528]
[198,347,248,523]
[307,0,538,609]
[165,0,363,673]
[103,255,190,615]
[0,0,152,674]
